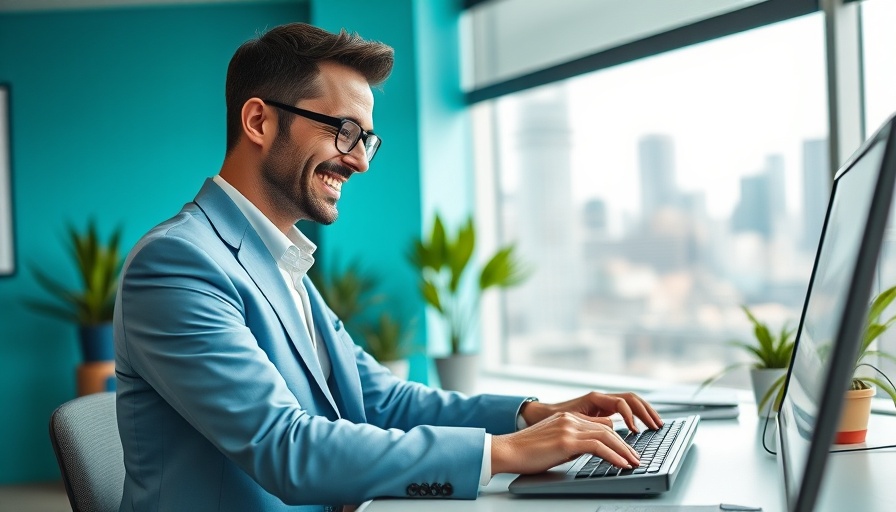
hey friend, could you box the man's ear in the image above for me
[241,98,274,148]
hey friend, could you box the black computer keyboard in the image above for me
[574,418,686,478]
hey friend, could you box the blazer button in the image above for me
[406,483,419,496]
[441,483,453,496]
[419,483,431,496]
[429,483,441,496]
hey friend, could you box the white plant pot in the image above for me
[380,359,410,380]
[434,354,479,395]
[750,368,787,417]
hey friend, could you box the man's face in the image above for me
[261,62,375,225]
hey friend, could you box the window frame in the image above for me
[463,0,818,104]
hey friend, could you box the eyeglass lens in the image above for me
[336,121,379,161]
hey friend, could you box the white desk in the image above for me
[364,409,896,512]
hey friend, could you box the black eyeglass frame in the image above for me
[263,99,381,162]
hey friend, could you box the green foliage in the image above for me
[854,284,896,405]
[28,220,123,326]
[761,285,896,412]
[698,305,795,412]
[308,258,413,363]
[362,313,415,362]
[409,213,529,355]
[738,306,795,369]
[309,259,383,334]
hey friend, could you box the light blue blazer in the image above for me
[114,179,527,512]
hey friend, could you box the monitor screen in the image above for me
[777,116,896,512]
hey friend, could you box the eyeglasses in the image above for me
[264,99,381,162]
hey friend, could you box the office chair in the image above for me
[49,391,124,512]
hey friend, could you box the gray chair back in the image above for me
[49,391,124,512]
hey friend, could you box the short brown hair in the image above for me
[224,22,394,153]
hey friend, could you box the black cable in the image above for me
[760,407,777,455]
[830,443,896,454]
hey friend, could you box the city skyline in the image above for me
[489,3,896,385]
[500,93,826,384]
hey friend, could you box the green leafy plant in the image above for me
[361,313,415,363]
[28,221,123,326]
[408,213,529,355]
[851,284,896,405]
[754,285,896,414]
[698,305,796,412]
[309,258,415,363]
[309,258,383,338]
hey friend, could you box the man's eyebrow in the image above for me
[340,115,374,131]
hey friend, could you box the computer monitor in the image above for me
[777,113,896,512]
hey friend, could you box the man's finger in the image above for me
[572,412,614,428]
[626,397,662,430]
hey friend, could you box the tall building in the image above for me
[802,139,830,251]
[765,154,787,222]
[731,154,788,240]
[583,198,608,234]
[731,173,772,238]
[509,88,580,332]
[638,134,678,219]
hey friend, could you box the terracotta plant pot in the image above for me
[835,386,876,444]
[76,361,116,396]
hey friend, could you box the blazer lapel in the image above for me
[305,276,366,422]
[193,179,339,417]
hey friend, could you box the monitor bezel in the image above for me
[776,114,896,512]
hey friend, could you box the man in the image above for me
[114,22,662,512]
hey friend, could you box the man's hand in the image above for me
[490,391,663,476]
[491,412,640,475]
[520,391,663,433]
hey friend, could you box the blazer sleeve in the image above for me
[303,281,530,435]
[354,344,528,434]
[116,231,489,504]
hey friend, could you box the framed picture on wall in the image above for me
[0,84,14,276]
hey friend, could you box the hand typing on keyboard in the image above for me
[491,391,663,477]
[576,419,686,479]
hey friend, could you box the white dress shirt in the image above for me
[213,175,330,378]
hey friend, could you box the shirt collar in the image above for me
[212,175,316,276]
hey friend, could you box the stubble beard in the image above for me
[261,134,339,225]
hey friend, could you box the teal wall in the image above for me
[311,0,471,378]
[0,1,309,484]
[0,0,470,485]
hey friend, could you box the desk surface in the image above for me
[363,408,896,512]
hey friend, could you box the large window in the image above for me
[861,0,896,387]
[475,13,828,388]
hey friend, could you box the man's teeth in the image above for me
[319,173,343,191]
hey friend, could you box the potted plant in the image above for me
[408,213,528,394]
[309,258,414,378]
[309,258,383,339]
[28,221,123,363]
[698,305,795,417]
[836,284,896,443]
[361,313,415,380]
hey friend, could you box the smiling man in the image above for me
[114,23,661,512]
